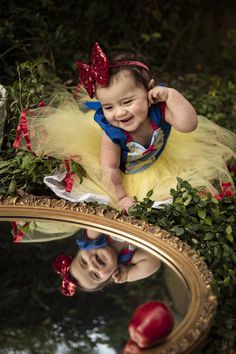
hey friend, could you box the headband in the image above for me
[54,254,77,296]
[76,42,150,98]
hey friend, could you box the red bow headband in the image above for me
[54,255,77,296]
[76,42,150,98]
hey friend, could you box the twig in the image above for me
[32,291,51,312]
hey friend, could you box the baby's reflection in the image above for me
[55,229,161,295]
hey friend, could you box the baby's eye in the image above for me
[103,106,112,111]
[81,257,87,265]
[124,100,133,105]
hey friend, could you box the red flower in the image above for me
[214,182,234,200]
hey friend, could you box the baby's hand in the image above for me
[148,86,170,105]
[118,196,135,213]
[112,265,128,283]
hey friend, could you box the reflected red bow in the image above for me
[54,255,77,296]
[11,221,29,242]
[76,42,110,98]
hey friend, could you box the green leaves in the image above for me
[179,75,236,132]
[70,160,86,184]
[129,193,156,224]
[3,59,61,147]
[0,151,61,196]
[197,209,206,219]
[226,225,234,242]
[170,226,185,236]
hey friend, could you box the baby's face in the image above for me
[96,70,149,134]
[70,246,118,290]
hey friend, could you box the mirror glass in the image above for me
[0,220,190,354]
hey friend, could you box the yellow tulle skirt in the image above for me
[23,98,236,209]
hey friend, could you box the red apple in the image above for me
[128,301,174,348]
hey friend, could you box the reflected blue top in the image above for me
[76,230,135,265]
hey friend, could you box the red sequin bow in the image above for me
[76,42,150,99]
[76,42,110,98]
[53,255,77,296]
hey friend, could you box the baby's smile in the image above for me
[120,117,133,123]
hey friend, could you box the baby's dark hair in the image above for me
[108,48,154,90]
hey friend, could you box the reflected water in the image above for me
[0,221,190,354]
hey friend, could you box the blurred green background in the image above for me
[1,0,236,134]
[1,0,236,81]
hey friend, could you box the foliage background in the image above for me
[1,0,236,137]
[1,0,236,82]
[0,1,236,354]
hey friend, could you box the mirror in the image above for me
[0,195,217,353]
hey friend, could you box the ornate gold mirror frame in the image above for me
[0,195,217,354]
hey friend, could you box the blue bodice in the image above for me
[85,101,171,174]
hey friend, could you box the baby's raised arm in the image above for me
[113,248,161,283]
[148,86,198,132]
[100,132,134,211]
